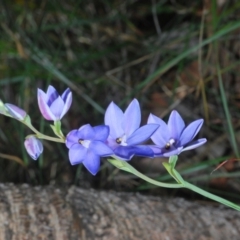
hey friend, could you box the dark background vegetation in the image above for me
[0,0,240,201]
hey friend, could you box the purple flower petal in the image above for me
[168,110,185,140]
[5,103,26,120]
[149,144,182,157]
[127,124,159,145]
[106,137,119,150]
[46,85,58,105]
[49,96,65,119]
[61,88,71,101]
[68,144,87,165]
[104,102,124,139]
[182,138,207,152]
[60,91,72,119]
[114,146,135,160]
[38,89,56,120]
[179,119,204,146]
[83,150,100,175]
[130,145,154,157]
[66,130,79,148]
[123,99,141,137]
[114,145,154,160]
[24,136,43,160]
[148,114,170,147]
[90,141,113,156]
[78,124,95,140]
[93,125,109,141]
[162,147,183,157]
[148,145,162,156]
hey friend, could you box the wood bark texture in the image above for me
[0,184,239,240]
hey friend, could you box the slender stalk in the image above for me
[25,124,65,143]
[109,158,240,211]
[130,168,183,188]
[108,159,182,188]
[184,181,240,211]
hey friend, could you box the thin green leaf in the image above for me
[217,65,239,157]
[131,20,240,95]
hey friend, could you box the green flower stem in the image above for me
[4,113,65,143]
[108,158,182,188]
[109,157,240,211]
[128,165,183,188]
[165,161,240,211]
[184,181,240,211]
[25,123,65,143]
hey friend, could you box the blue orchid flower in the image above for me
[148,110,207,157]
[38,85,72,121]
[65,124,113,175]
[104,99,159,160]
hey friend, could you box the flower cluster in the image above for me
[0,85,207,175]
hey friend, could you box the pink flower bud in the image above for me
[5,104,26,120]
[24,136,43,160]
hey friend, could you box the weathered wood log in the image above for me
[0,184,239,240]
